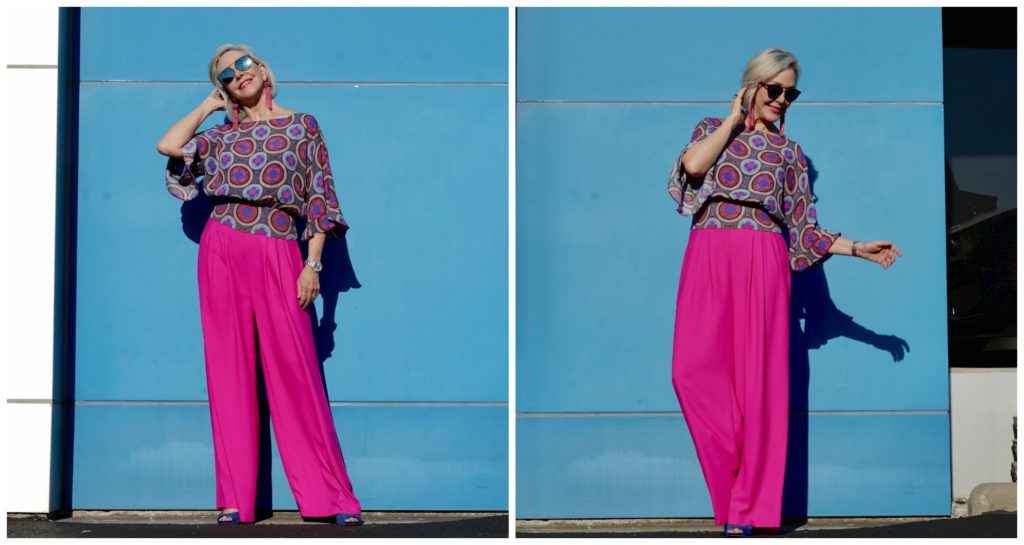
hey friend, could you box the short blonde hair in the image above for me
[207,44,277,121]
[740,48,800,113]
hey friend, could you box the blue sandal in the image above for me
[216,510,241,524]
[335,513,364,526]
[723,523,753,537]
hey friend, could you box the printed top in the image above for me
[164,112,348,241]
[667,116,840,272]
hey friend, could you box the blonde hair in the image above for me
[740,48,800,114]
[207,44,277,122]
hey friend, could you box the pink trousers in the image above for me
[670,227,791,528]
[197,218,361,522]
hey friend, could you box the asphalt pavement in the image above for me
[8,510,1015,538]
[7,511,508,538]
[516,511,1016,538]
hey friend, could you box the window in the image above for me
[943,7,1016,367]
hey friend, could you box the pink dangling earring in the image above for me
[264,80,272,110]
[745,104,756,132]
[232,102,239,131]
[779,111,786,136]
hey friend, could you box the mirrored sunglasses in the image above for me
[217,55,254,85]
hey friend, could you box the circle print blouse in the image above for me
[667,116,840,272]
[164,113,348,241]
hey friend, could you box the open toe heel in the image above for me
[723,523,753,537]
[335,513,364,526]
[216,510,241,524]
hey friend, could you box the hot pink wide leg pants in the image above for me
[197,218,361,523]
[670,227,791,528]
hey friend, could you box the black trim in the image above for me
[51,6,80,518]
[942,7,1016,49]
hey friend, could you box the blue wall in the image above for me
[72,7,507,511]
[517,8,949,518]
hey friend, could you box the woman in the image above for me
[156,44,363,526]
[667,48,901,537]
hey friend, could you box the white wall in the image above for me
[2,5,60,514]
[950,367,1017,501]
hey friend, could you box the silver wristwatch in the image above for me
[305,259,323,273]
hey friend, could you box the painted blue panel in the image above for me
[74,84,508,402]
[72,404,507,510]
[517,8,942,102]
[80,8,507,83]
[516,104,947,413]
[516,414,950,518]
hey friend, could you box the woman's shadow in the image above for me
[780,155,910,532]
[180,195,360,521]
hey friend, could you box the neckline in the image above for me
[711,117,783,139]
[237,112,301,127]
[737,125,786,140]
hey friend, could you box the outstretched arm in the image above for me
[828,236,903,270]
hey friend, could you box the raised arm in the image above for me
[156,89,224,158]
[679,87,747,178]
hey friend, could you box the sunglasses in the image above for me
[217,55,255,85]
[759,82,801,102]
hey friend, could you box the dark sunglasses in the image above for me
[217,55,254,85]
[759,82,801,102]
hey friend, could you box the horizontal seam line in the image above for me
[9,399,506,407]
[7,64,59,69]
[516,100,942,106]
[78,401,507,406]
[516,411,949,417]
[79,80,507,86]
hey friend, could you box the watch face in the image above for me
[307,260,322,272]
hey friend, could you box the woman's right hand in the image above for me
[199,88,225,117]
[725,86,747,130]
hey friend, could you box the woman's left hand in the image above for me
[856,240,903,270]
[297,267,320,309]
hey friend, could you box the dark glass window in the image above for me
[943,7,1016,367]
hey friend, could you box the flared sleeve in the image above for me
[668,116,723,216]
[785,142,841,272]
[300,116,349,240]
[164,131,216,201]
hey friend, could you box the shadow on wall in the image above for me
[56,7,82,518]
[781,154,910,519]
[178,193,361,518]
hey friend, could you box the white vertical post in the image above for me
[2,5,62,514]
